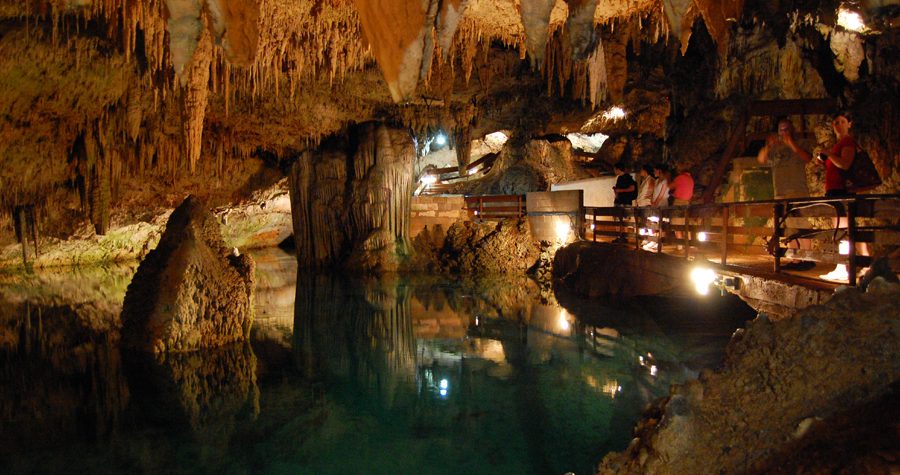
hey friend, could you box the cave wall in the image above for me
[288,122,415,272]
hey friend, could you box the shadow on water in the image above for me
[0,247,756,475]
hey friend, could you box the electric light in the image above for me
[602,106,626,121]
[555,220,571,242]
[650,365,658,376]
[698,232,708,242]
[435,133,447,146]
[440,379,449,390]
[837,7,865,32]
[468,166,480,175]
[690,267,717,295]
[648,216,660,223]
[839,240,850,255]
[590,223,596,231]
[439,389,448,397]
[558,310,570,332]
[420,174,437,185]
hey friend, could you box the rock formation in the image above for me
[598,281,900,474]
[121,196,255,353]
[434,218,540,274]
[288,122,415,272]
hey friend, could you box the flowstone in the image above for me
[121,196,255,354]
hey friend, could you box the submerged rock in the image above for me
[122,196,255,353]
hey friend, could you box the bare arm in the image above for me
[784,135,812,163]
[833,145,855,170]
[757,135,775,164]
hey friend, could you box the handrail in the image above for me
[464,194,525,219]
[584,194,900,286]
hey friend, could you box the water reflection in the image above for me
[0,249,754,475]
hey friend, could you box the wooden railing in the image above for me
[464,194,525,219]
[585,194,900,286]
[419,152,500,196]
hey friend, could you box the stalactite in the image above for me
[182,22,213,174]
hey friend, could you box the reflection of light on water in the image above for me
[586,375,623,399]
[439,389,448,397]
[650,365,658,377]
[602,380,621,398]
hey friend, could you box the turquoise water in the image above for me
[0,249,753,475]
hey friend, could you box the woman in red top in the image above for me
[817,112,867,281]
[818,113,856,197]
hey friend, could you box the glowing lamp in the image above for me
[837,7,865,32]
[690,267,717,296]
[555,220,571,242]
[602,106,626,121]
[839,240,850,255]
[698,232,708,242]
[435,133,447,146]
[420,174,437,185]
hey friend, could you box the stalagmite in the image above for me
[289,123,414,272]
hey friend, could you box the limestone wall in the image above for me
[409,195,468,239]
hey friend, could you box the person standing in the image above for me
[650,164,670,207]
[817,112,857,197]
[612,163,637,243]
[817,112,868,281]
[756,118,813,199]
[668,163,694,205]
[635,164,656,207]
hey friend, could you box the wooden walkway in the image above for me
[585,194,900,287]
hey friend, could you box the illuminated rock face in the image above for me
[355,0,469,102]
[121,196,256,354]
[289,123,415,272]
[598,283,900,474]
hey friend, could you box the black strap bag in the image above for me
[844,147,882,192]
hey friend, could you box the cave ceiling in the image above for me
[0,0,898,206]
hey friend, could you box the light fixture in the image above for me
[601,106,626,122]
[435,133,447,146]
[648,216,660,223]
[838,240,850,255]
[420,174,437,185]
[698,231,708,242]
[690,267,717,295]
[590,223,596,231]
[439,379,449,390]
[468,166,480,176]
[558,310,570,332]
[555,220,571,242]
[837,6,865,32]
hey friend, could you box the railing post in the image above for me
[848,199,857,287]
[592,209,596,242]
[657,208,663,254]
[721,206,729,266]
[683,207,691,259]
[773,203,784,274]
[633,208,640,250]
